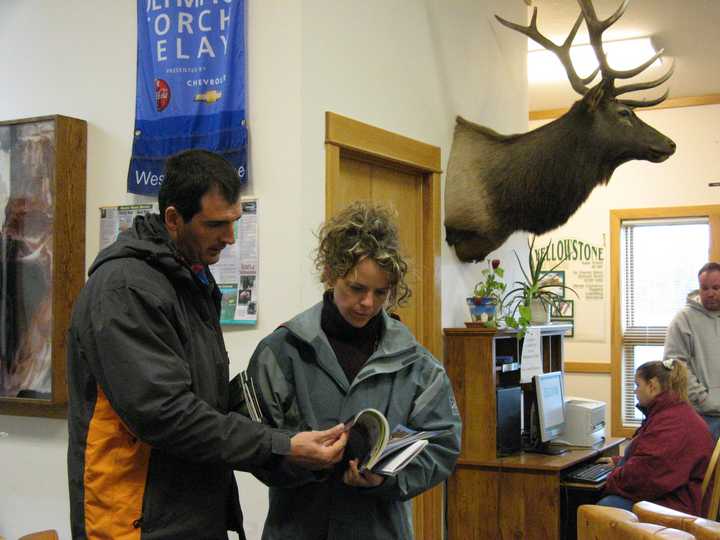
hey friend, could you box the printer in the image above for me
[558,397,606,447]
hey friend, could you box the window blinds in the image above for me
[620,218,709,426]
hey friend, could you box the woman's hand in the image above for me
[342,459,385,488]
[595,456,615,466]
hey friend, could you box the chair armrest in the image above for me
[577,504,638,540]
[687,517,720,540]
[18,532,59,540]
[616,521,695,539]
[633,501,698,532]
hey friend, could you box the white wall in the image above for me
[0,2,137,538]
[0,1,527,539]
[297,0,529,323]
[530,104,720,429]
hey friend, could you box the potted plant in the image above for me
[503,236,576,338]
[467,259,506,326]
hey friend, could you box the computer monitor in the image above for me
[526,371,567,455]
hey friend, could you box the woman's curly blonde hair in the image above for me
[314,201,411,309]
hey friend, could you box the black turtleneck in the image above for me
[321,290,383,384]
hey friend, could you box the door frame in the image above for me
[324,111,444,539]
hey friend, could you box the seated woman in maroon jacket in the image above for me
[597,359,714,514]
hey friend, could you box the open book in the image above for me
[343,408,446,476]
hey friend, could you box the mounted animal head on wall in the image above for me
[444,0,676,263]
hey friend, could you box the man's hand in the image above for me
[595,457,615,466]
[342,459,385,488]
[287,424,348,470]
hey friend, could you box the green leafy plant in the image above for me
[472,259,506,301]
[502,236,576,338]
[467,259,506,327]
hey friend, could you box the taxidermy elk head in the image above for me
[445,0,676,262]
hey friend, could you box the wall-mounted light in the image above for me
[528,37,662,84]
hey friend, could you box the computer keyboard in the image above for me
[564,462,614,484]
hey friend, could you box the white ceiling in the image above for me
[502,0,720,111]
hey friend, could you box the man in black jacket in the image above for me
[67,149,347,540]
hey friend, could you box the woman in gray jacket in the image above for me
[247,201,461,540]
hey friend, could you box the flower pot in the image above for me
[467,297,497,323]
[530,298,550,324]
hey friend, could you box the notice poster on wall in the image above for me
[536,237,606,342]
[99,200,259,326]
[211,198,258,325]
[99,204,158,250]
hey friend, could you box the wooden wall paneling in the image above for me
[447,467,500,540]
[497,470,560,540]
[423,172,442,358]
[610,209,631,438]
[371,166,423,335]
[325,112,440,174]
[710,213,720,261]
[444,329,497,460]
[445,325,577,539]
[564,362,612,374]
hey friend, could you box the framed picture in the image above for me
[0,115,86,418]
[539,270,566,298]
[551,298,574,318]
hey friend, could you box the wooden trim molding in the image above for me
[530,94,720,121]
[324,143,341,220]
[565,362,612,374]
[423,171,443,360]
[325,112,441,173]
[0,115,86,418]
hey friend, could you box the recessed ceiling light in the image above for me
[528,37,661,84]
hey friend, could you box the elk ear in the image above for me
[582,85,605,112]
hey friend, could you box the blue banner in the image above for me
[128,0,247,195]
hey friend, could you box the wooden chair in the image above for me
[702,437,720,520]
[633,501,720,540]
[17,531,59,540]
[577,504,694,539]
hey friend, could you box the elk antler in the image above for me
[495,8,599,96]
[496,0,674,108]
[577,0,674,107]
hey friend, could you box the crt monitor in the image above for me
[527,371,567,454]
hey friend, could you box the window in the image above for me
[611,206,720,437]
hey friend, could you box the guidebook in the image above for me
[238,370,265,423]
[343,408,447,476]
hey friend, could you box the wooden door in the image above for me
[325,112,443,540]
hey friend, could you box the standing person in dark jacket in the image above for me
[67,149,347,540]
[246,201,462,539]
[598,359,713,515]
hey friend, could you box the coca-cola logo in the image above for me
[155,79,171,112]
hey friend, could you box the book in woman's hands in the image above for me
[343,408,446,476]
